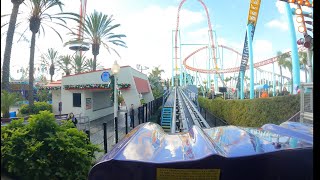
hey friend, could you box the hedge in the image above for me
[20,102,52,115]
[199,95,300,127]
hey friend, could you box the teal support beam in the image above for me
[240,71,244,99]
[247,24,254,99]
[179,30,183,86]
[285,2,300,94]
[172,30,174,87]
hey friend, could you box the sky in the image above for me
[1,0,313,84]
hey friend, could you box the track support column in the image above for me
[240,71,244,99]
[247,24,254,99]
[285,2,300,94]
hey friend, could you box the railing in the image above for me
[199,107,228,127]
[287,111,300,122]
[90,95,164,160]
[300,82,313,123]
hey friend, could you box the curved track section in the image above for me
[175,0,227,86]
[183,48,302,74]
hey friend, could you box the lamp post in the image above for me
[111,60,120,143]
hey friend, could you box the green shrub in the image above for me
[20,102,52,115]
[199,95,300,127]
[1,90,21,118]
[1,111,101,179]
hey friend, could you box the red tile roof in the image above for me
[45,80,61,87]
[133,77,150,93]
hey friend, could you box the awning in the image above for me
[45,80,61,87]
[133,77,150,93]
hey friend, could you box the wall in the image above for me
[52,90,61,114]
[83,91,113,121]
[58,66,154,120]
[129,68,154,103]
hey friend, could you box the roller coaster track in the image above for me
[175,0,226,87]
[235,0,262,90]
[176,87,210,130]
[183,47,296,74]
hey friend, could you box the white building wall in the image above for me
[52,90,61,114]
[56,66,154,121]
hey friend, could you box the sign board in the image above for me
[101,72,110,82]
[86,98,92,110]
[156,168,220,180]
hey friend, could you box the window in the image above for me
[73,93,81,107]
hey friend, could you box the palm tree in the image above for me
[26,0,68,106]
[148,66,164,89]
[1,90,21,118]
[1,0,25,91]
[67,10,127,71]
[87,58,103,71]
[57,55,72,76]
[299,51,308,82]
[282,58,293,93]
[276,51,290,92]
[71,55,89,74]
[40,48,59,82]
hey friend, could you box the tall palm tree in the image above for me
[67,10,127,71]
[299,51,308,82]
[276,51,290,93]
[1,0,25,91]
[40,48,59,82]
[71,55,89,74]
[57,55,72,76]
[26,0,67,106]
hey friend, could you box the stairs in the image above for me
[161,107,173,132]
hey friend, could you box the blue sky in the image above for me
[1,0,312,83]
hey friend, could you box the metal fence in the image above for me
[199,107,228,127]
[86,96,164,161]
[300,82,313,123]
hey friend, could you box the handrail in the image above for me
[171,87,177,133]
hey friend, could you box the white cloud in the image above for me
[254,40,273,56]
[265,19,288,31]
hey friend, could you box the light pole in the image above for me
[111,60,120,143]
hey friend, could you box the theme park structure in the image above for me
[172,0,313,99]
[88,1,313,179]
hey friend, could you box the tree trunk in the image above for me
[1,3,21,91]
[50,75,53,82]
[93,54,97,71]
[279,66,283,93]
[28,32,36,106]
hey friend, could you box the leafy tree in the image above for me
[148,66,164,98]
[66,10,127,71]
[72,54,89,74]
[276,51,290,93]
[1,0,25,91]
[281,57,293,93]
[26,0,70,106]
[57,55,72,76]
[299,51,308,82]
[1,111,101,179]
[1,90,21,118]
[40,48,59,82]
